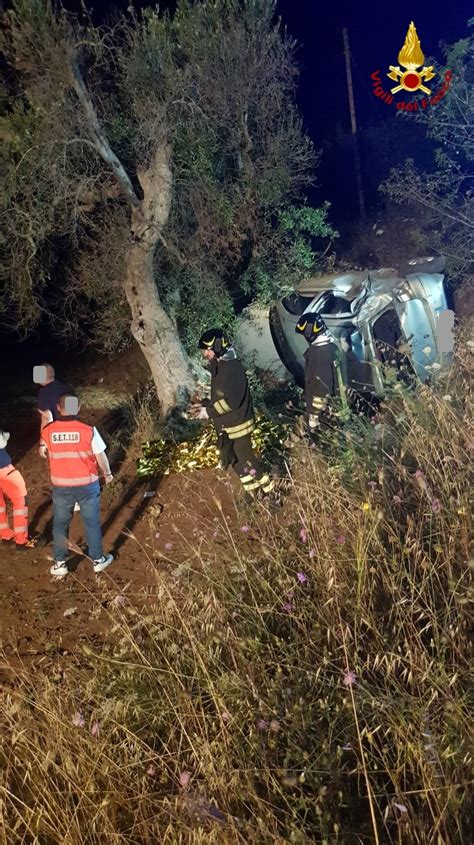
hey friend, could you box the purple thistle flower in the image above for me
[431,498,441,514]
[415,468,424,478]
[286,590,294,599]
[393,803,408,814]
[72,711,85,728]
[250,468,257,477]
[282,601,293,613]
[112,593,126,607]
[335,534,346,545]
[179,771,191,788]
[241,524,250,533]
[343,670,356,687]
[297,572,307,584]
[299,528,308,544]
[164,542,173,551]
[257,719,268,731]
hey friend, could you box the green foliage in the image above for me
[242,202,338,303]
[157,266,236,354]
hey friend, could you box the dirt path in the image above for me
[0,433,238,661]
[0,345,241,664]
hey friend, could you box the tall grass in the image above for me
[1,337,472,844]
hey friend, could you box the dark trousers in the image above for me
[220,432,273,495]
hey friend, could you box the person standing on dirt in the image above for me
[195,329,274,500]
[296,312,343,432]
[39,394,114,577]
[0,429,36,549]
[34,363,72,431]
[34,362,82,511]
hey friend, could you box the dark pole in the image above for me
[343,27,366,220]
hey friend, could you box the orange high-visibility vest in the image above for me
[42,419,99,487]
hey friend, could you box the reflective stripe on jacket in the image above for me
[42,419,99,487]
[208,353,254,439]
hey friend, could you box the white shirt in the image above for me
[0,431,10,448]
[91,427,107,455]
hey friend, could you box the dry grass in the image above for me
[1,336,472,844]
[121,382,162,463]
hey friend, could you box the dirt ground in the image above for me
[0,344,241,668]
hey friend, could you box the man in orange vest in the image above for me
[0,429,36,549]
[40,394,114,577]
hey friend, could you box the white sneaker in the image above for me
[93,553,114,574]
[50,561,68,576]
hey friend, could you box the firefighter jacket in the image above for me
[205,350,255,440]
[42,417,99,487]
[303,335,338,416]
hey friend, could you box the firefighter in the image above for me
[39,394,114,577]
[196,328,274,499]
[295,312,345,432]
[0,429,36,549]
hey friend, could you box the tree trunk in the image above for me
[124,243,195,417]
[123,144,195,419]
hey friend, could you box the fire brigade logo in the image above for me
[370,21,452,111]
[387,21,435,95]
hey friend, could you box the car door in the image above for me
[393,298,439,380]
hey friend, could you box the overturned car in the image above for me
[270,255,452,395]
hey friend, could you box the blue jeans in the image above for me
[52,481,103,562]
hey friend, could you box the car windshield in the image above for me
[320,293,353,315]
[281,293,315,316]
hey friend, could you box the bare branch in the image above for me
[70,55,140,208]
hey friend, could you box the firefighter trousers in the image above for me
[0,464,29,545]
[227,433,274,496]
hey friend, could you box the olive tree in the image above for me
[0,0,318,415]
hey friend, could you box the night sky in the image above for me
[275,0,471,213]
[277,0,471,141]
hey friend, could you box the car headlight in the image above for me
[394,284,412,302]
